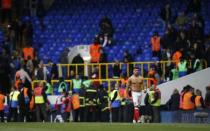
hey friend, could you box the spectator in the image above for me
[0,48,12,93]
[193,57,203,72]
[187,0,201,14]
[166,24,178,51]
[15,62,32,85]
[177,58,188,77]
[172,49,182,65]
[205,86,210,109]
[2,36,12,55]
[37,0,46,31]
[150,32,161,59]
[195,89,205,110]
[166,89,180,111]
[58,77,67,95]
[26,56,34,77]
[72,74,82,94]
[90,37,101,63]
[206,46,210,67]
[148,67,158,88]
[160,2,172,25]
[161,30,172,50]
[82,76,92,89]
[120,73,128,85]
[29,0,37,17]
[8,20,19,51]
[22,44,35,61]
[22,22,33,45]
[112,60,121,79]
[175,12,188,28]
[1,0,12,24]
[99,16,114,47]
[169,64,179,80]
[123,50,133,76]
[35,60,49,81]
[50,63,58,80]
[11,51,21,72]
[161,48,172,81]
[123,50,133,63]
[99,48,107,79]
[45,80,53,95]
[0,90,5,122]
[72,54,84,75]
[176,31,189,52]
[154,63,163,83]
[187,20,203,44]
[69,70,75,79]
[91,66,100,89]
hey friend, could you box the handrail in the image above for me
[31,78,150,93]
[44,60,208,82]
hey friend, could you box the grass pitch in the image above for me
[0,123,210,131]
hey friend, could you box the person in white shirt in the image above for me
[15,64,32,84]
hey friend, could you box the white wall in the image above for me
[67,45,90,64]
[157,68,210,104]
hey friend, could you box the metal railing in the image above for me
[31,78,151,92]
[55,60,207,79]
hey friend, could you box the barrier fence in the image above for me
[31,78,151,92]
[54,60,207,80]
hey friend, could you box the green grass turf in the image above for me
[0,123,210,131]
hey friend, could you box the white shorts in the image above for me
[132,91,142,107]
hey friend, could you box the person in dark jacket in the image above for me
[123,50,133,76]
[99,16,114,47]
[97,85,109,122]
[112,60,121,78]
[72,54,84,75]
[166,89,180,111]
[50,63,58,80]
[99,48,107,79]
[18,85,32,122]
[187,0,201,14]
[160,3,172,24]
[205,86,210,109]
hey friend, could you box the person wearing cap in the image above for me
[126,66,145,123]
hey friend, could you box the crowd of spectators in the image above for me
[0,0,210,123]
